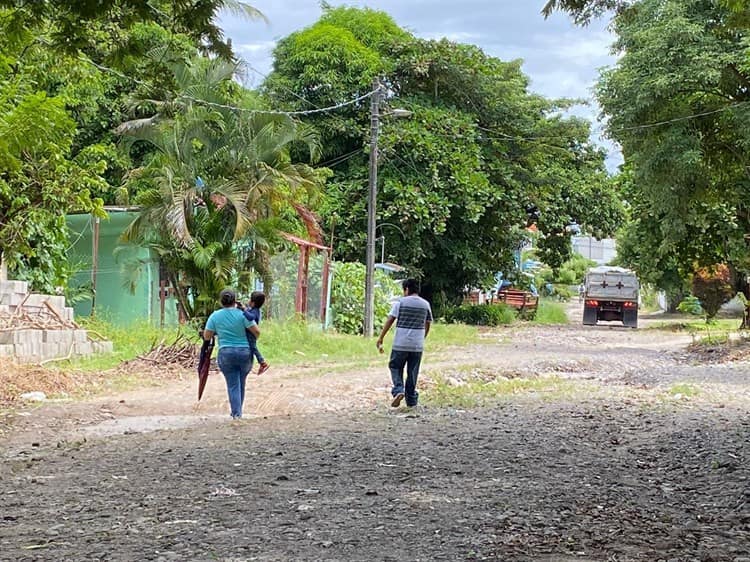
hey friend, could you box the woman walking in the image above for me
[203,289,260,419]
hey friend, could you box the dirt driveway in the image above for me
[1,309,749,561]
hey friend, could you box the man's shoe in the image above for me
[258,362,270,375]
[391,393,405,407]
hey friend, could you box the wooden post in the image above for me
[295,246,310,317]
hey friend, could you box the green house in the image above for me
[66,210,178,326]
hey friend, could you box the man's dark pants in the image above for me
[389,349,422,407]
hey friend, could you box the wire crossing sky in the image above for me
[218,1,622,169]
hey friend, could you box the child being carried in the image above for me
[241,291,270,375]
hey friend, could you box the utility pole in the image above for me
[364,78,382,337]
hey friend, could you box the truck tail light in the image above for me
[623,301,637,309]
[585,300,599,307]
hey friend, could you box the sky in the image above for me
[218,1,623,169]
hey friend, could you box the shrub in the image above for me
[330,262,395,334]
[692,265,734,319]
[677,295,703,316]
[444,303,515,326]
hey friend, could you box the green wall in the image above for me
[67,211,178,326]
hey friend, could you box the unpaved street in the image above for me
[1,312,749,561]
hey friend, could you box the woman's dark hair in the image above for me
[220,289,236,307]
[402,279,419,295]
[250,291,266,308]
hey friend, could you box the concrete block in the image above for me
[93,341,114,354]
[41,342,70,361]
[73,341,93,356]
[25,294,66,311]
[43,330,74,345]
[0,329,42,345]
[0,292,28,307]
[14,341,42,361]
[0,344,14,357]
[0,280,28,295]
[73,330,88,343]
[0,305,10,315]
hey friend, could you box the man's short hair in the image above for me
[402,279,419,295]
[250,291,266,308]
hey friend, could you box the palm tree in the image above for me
[120,55,321,320]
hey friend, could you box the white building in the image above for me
[572,236,617,265]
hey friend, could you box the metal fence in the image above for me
[265,251,329,323]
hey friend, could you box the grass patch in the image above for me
[533,300,569,325]
[65,318,482,371]
[668,383,701,398]
[67,317,187,371]
[259,320,481,366]
[646,318,739,333]
[424,373,580,408]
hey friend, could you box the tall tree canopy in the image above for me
[0,1,262,290]
[590,0,750,300]
[264,6,623,303]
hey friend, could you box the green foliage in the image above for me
[0,76,106,290]
[264,6,623,301]
[0,0,265,293]
[443,304,516,326]
[541,0,630,24]
[533,300,569,324]
[119,55,323,320]
[599,1,750,299]
[677,296,704,316]
[330,262,394,334]
[542,253,596,284]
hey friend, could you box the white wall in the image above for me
[572,236,617,265]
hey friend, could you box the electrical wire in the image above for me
[80,55,379,118]
[176,88,380,117]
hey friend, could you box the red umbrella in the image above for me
[197,337,215,401]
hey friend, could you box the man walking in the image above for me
[376,279,433,408]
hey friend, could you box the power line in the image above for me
[80,55,379,118]
[611,101,750,132]
[177,89,380,117]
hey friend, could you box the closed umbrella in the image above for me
[197,337,215,401]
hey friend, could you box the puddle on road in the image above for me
[79,414,227,438]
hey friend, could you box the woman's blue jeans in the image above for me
[217,347,253,418]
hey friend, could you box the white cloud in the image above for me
[417,31,484,42]
[235,40,276,55]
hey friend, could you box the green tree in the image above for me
[0,14,107,290]
[121,56,322,319]
[596,0,750,312]
[264,6,623,302]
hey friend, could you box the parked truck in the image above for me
[582,266,639,328]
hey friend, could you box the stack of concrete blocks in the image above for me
[0,280,113,363]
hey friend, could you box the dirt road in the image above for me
[1,310,749,561]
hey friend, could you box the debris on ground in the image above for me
[130,333,197,369]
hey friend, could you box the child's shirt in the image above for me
[243,306,261,325]
[242,306,261,343]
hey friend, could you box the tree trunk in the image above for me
[169,271,192,323]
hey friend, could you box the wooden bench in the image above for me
[494,289,539,319]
